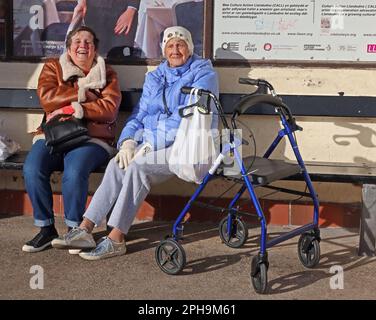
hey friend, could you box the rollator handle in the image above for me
[182,87,230,130]
[181,86,194,94]
[181,87,213,96]
[239,78,276,93]
[239,78,260,86]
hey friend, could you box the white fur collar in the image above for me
[59,53,107,103]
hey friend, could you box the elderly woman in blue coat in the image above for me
[52,26,219,260]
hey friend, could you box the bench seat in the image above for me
[0,151,107,173]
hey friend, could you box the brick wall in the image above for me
[0,190,361,229]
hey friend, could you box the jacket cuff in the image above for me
[117,137,134,149]
[72,102,84,119]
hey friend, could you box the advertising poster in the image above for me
[0,0,6,56]
[213,0,376,62]
[13,0,204,59]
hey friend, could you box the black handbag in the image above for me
[41,113,90,154]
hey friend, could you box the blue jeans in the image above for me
[23,140,109,228]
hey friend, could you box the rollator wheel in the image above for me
[155,239,186,275]
[250,256,268,294]
[297,233,321,268]
[219,216,248,248]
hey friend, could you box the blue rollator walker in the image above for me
[155,78,321,294]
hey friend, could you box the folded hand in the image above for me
[114,139,138,170]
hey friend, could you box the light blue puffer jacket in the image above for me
[118,54,219,150]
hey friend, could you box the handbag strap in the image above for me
[162,80,172,117]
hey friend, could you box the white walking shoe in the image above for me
[68,249,82,255]
[52,227,96,249]
[79,237,127,261]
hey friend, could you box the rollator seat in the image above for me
[217,156,302,186]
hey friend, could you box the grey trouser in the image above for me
[84,148,174,234]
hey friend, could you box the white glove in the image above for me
[114,139,137,170]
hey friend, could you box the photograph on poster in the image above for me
[12,0,204,60]
[213,0,376,62]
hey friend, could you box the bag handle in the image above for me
[44,113,75,124]
[179,87,211,118]
[179,88,199,118]
[188,88,199,106]
[42,113,47,124]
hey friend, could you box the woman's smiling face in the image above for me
[164,38,190,68]
[67,31,97,72]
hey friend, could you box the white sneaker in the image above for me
[79,237,127,261]
[68,249,82,255]
[51,227,96,249]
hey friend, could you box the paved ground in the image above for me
[1,215,376,300]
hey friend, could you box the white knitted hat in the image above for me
[161,26,194,57]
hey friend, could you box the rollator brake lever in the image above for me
[289,117,303,132]
[242,138,249,146]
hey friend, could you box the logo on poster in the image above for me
[245,43,257,52]
[221,42,240,52]
[263,43,272,51]
[304,44,325,51]
[367,44,376,53]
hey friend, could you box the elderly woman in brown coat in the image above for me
[22,26,121,253]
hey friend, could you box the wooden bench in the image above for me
[1,88,376,256]
[1,151,376,256]
[288,161,376,257]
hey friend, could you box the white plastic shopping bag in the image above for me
[0,133,21,161]
[168,89,218,184]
